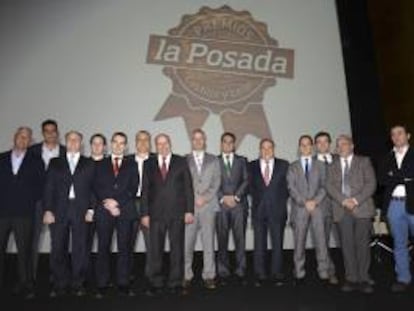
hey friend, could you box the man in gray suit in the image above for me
[288,135,329,283]
[314,131,338,285]
[326,135,376,294]
[184,129,221,290]
[216,132,249,285]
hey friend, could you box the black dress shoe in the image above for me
[50,288,66,298]
[73,286,86,297]
[94,288,107,299]
[359,282,374,294]
[145,287,163,297]
[391,281,410,293]
[235,276,248,286]
[293,277,306,287]
[118,286,136,297]
[254,279,265,288]
[218,277,230,287]
[273,277,285,287]
[341,281,357,293]
[24,289,35,300]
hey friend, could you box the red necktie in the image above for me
[160,157,168,180]
[113,157,120,176]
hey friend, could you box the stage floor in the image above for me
[1,249,413,311]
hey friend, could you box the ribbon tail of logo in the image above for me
[220,104,272,148]
[154,94,209,138]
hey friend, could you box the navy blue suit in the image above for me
[0,150,44,289]
[44,156,96,289]
[249,157,289,279]
[93,157,139,288]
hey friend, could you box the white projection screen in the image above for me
[0,0,351,252]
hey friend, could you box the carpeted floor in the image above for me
[1,249,413,311]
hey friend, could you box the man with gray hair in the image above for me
[326,134,376,294]
[184,129,221,291]
[0,127,44,299]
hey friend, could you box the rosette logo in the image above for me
[146,5,294,146]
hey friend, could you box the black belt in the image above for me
[392,196,406,201]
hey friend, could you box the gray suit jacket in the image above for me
[287,159,326,221]
[187,152,221,211]
[326,155,376,222]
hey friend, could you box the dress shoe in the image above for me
[391,281,410,293]
[328,275,339,285]
[23,289,35,300]
[73,286,86,297]
[204,279,216,290]
[118,286,136,297]
[293,277,306,287]
[273,276,285,287]
[50,288,66,298]
[145,287,163,297]
[183,279,192,289]
[359,282,374,294]
[254,279,265,288]
[167,286,187,296]
[218,276,230,287]
[94,288,107,299]
[235,276,248,286]
[341,281,357,293]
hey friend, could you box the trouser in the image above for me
[387,198,414,284]
[149,218,184,288]
[0,218,33,289]
[31,201,45,281]
[216,206,246,278]
[253,216,285,279]
[184,206,215,281]
[323,215,337,277]
[50,216,88,289]
[95,213,134,288]
[337,213,372,283]
[292,207,329,279]
[130,199,150,277]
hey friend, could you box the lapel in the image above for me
[155,154,176,183]
[8,151,30,177]
[399,147,413,169]
[229,155,239,179]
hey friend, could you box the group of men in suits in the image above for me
[0,119,413,299]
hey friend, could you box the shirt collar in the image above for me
[158,153,172,161]
[42,143,59,153]
[193,150,205,158]
[12,149,26,158]
[67,152,80,160]
[301,155,312,162]
[135,152,149,162]
[111,154,124,161]
[260,157,274,164]
[341,154,353,163]
[393,145,409,155]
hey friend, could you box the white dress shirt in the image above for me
[222,152,234,167]
[260,157,274,181]
[158,153,172,170]
[193,150,205,173]
[392,145,409,197]
[42,143,60,169]
[317,153,333,164]
[11,150,26,175]
[135,153,149,197]
[340,154,353,174]
[300,156,312,173]
[67,152,80,199]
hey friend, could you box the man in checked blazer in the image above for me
[287,135,329,284]
[184,129,221,290]
[326,135,376,294]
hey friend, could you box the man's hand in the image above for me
[141,216,150,228]
[223,195,237,208]
[85,210,94,223]
[109,207,121,217]
[43,211,55,225]
[195,197,207,208]
[342,198,357,211]
[305,200,317,213]
[184,213,194,224]
[103,198,119,210]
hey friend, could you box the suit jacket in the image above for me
[249,157,289,223]
[326,155,376,222]
[93,156,139,220]
[44,156,96,223]
[287,158,326,221]
[0,150,45,218]
[141,154,194,221]
[379,147,414,213]
[29,143,66,162]
[186,152,221,212]
[218,154,249,208]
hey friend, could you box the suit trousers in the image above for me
[0,218,33,289]
[95,212,134,288]
[149,217,185,288]
[337,212,372,283]
[323,215,337,277]
[292,207,329,279]
[184,206,216,281]
[216,205,246,278]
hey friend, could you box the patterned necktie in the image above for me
[342,158,351,197]
[161,156,168,180]
[225,155,232,176]
[263,160,270,186]
[304,158,310,182]
[113,157,120,177]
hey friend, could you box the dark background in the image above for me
[336,0,414,159]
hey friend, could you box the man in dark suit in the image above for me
[379,125,414,293]
[29,119,65,281]
[216,132,249,285]
[127,130,154,282]
[0,127,44,299]
[141,133,194,296]
[250,138,289,287]
[326,135,376,294]
[93,132,139,298]
[43,131,96,297]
